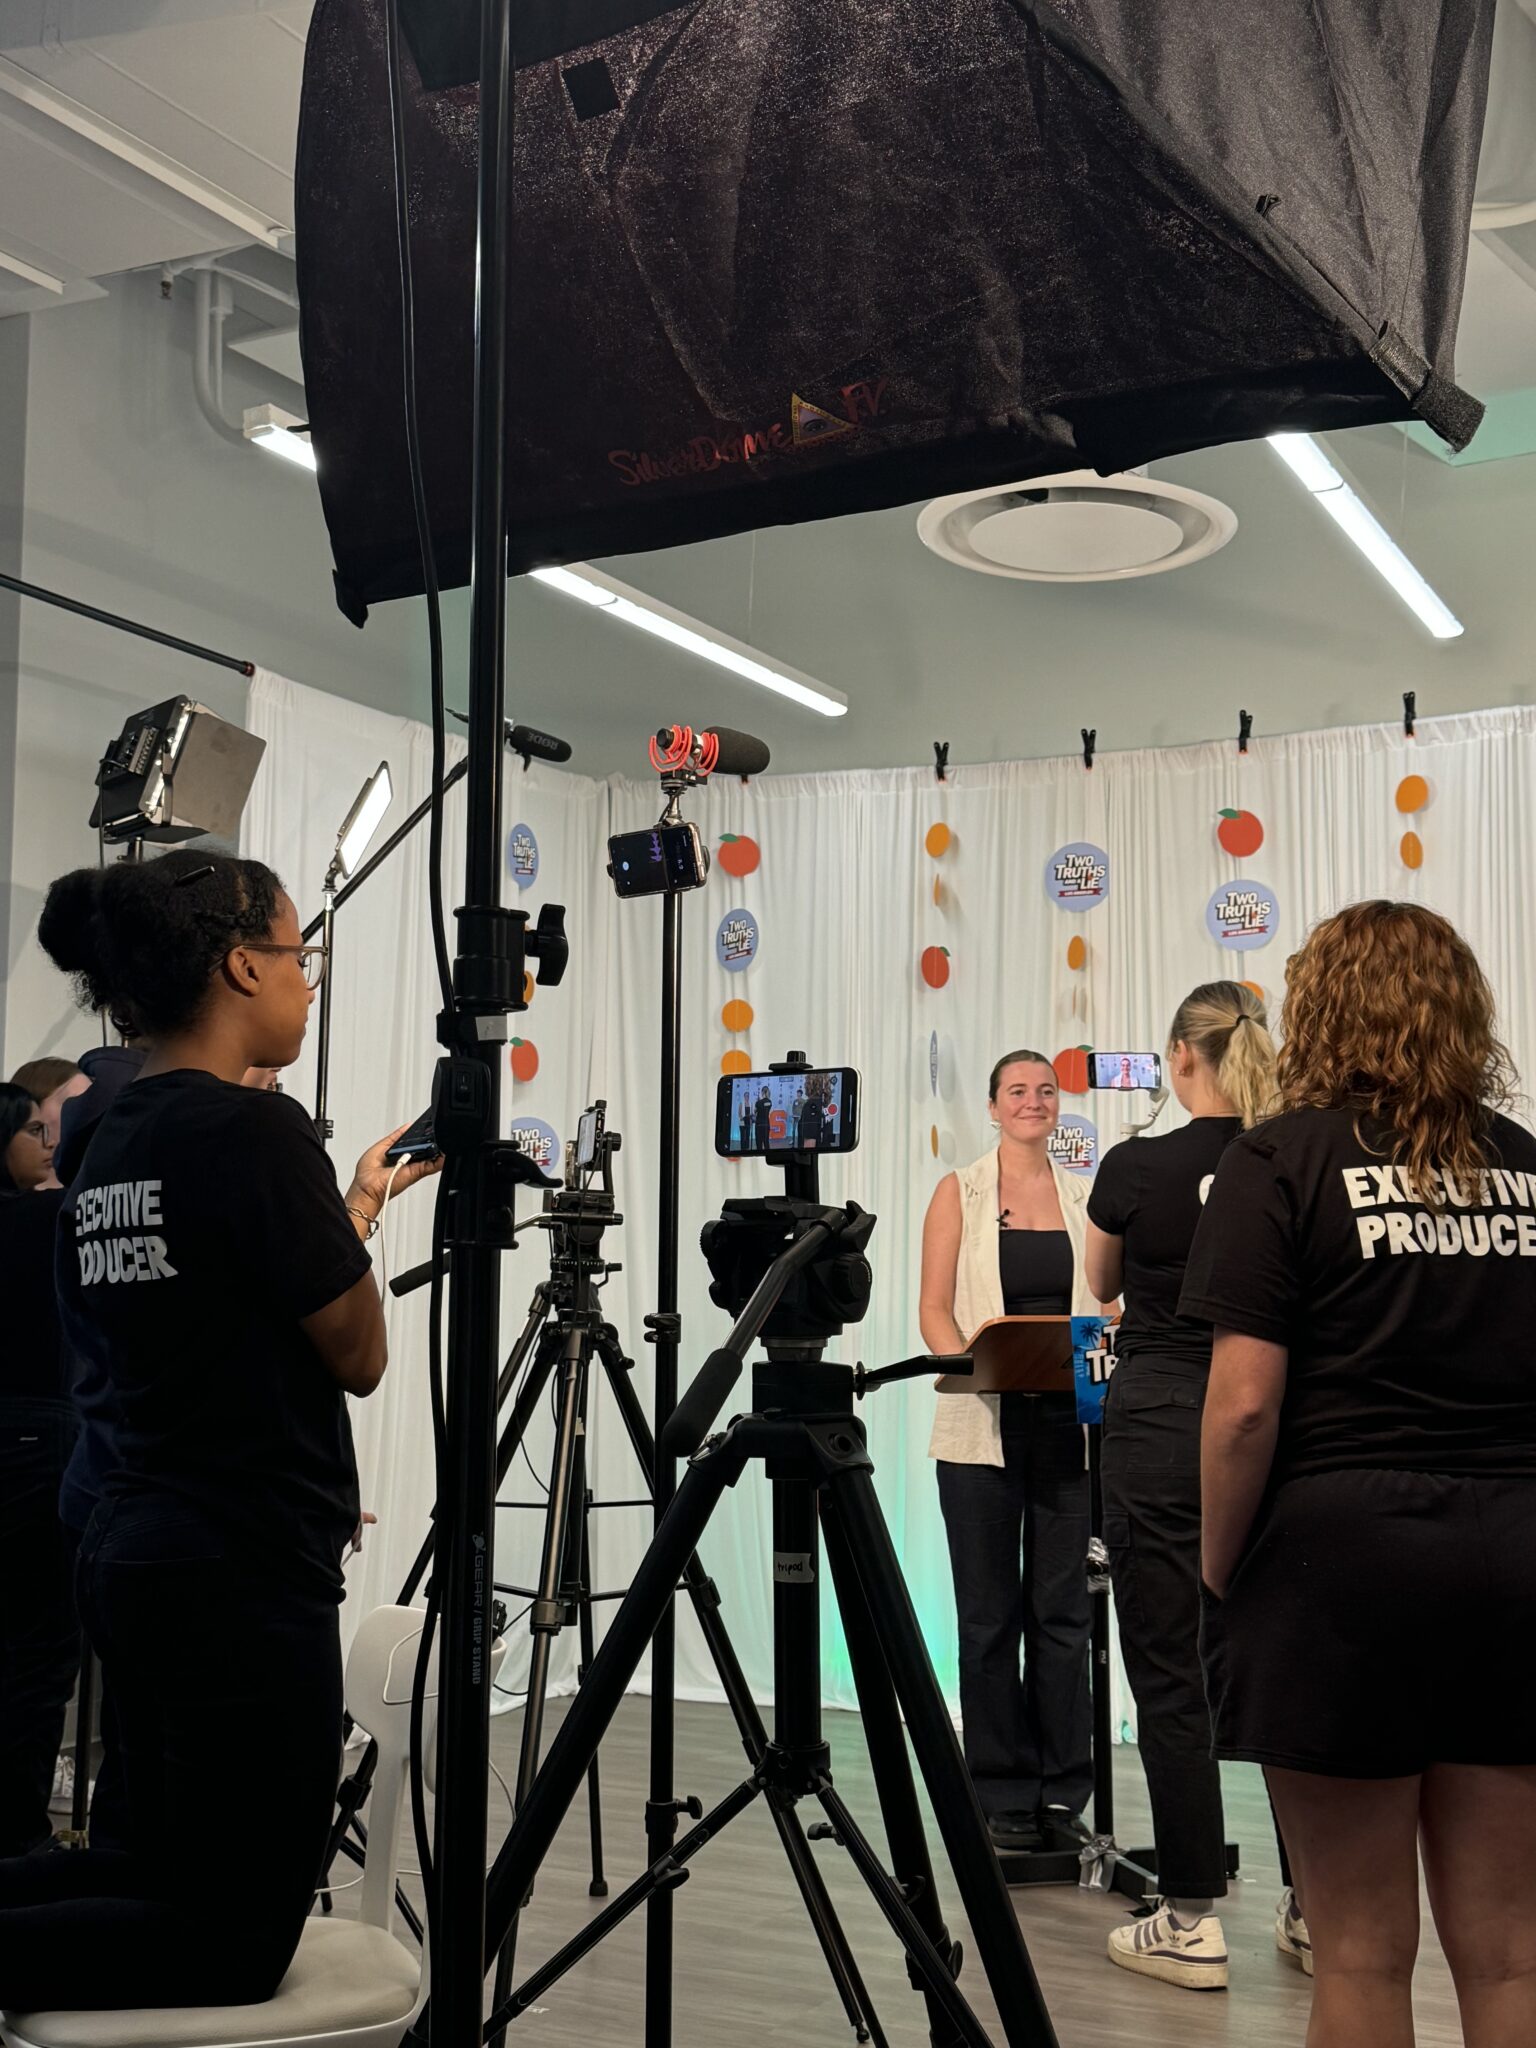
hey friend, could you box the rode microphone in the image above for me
[448,709,573,765]
[650,725,771,778]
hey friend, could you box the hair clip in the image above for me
[173,864,217,887]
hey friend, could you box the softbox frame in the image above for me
[296,0,1495,625]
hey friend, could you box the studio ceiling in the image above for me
[2,0,1535,777]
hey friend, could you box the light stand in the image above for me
[311,760,393,1146]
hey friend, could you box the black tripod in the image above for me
[410,1141,1061,2048]
[481,1109,887,2046]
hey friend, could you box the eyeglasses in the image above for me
[243,943,330,990]
[23,1122,48,1143]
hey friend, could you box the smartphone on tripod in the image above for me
[713,1066,860,1156]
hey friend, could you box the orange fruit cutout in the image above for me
[925,822,952,858]
[1239,980,1266,1002]
[1216,809,1264,858]
[721,1049,752,1076]
[1053,1046,1092,1095]
[509,1038,539,1083]
[721,998,754,1033]
[1396,775,1429,815]
[1066,936,1087,971]
[920,945,951,989]
[1401,830,1424,870]
[930,1125,939,1158]
[522,970,535,1006]
[718,833,760,878]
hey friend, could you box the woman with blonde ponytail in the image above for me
[1083,981,1282,1992]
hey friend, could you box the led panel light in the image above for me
[530,563,847,717]
[1267,433,1463,639]
[244,403,319,474]
[334,762,393,879]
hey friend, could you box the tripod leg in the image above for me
[601,1338,884,2045]
[480,1429,749,1965]
[577,1487,608,1898]
[824,1465,1061,2048]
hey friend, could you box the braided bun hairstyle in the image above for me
[39,849,284,1039]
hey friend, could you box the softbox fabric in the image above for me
[296,0,1495,624]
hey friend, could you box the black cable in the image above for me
[384,0,452,1018]
[408,1164,453,1927]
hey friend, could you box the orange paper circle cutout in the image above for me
[925,822,952,858]
[721,998,754,1033]
[921,946,951,989]
[509,1038,539,1083]
[1066,936,1087,971]
[1239,980,1266,1002]
[930,1124,939,1157]
[933,876,944,908]
[1400,830,1424,870]
[721,1050,752,1076]
[1396,774,1429,815]
[522,971,535,1006]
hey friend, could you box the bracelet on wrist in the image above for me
[346,1203,380,1240]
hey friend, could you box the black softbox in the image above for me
[296,0,1495,625]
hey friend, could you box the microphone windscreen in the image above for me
[507,723,573,764]
[705,727,771,778]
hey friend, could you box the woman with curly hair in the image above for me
[1183,902,1536,2048]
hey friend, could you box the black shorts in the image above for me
[1200,1466,1536,1778]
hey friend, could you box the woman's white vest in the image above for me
[926,1147,1099,1468]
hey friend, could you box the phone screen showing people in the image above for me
[714,1069,859,1155]
[1089,1052,1163,1091]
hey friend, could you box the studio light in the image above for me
[529,563,847,718]
[1267,433,1464,640]
[333,760,394,880]
[243,402,319,474]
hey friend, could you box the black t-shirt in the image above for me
[998,1228,1072,1314]
[1088,1119,1242,1369]
[56,1071,372,1596]
[1181,1106,1536,1478]
[0,1189,68,1402]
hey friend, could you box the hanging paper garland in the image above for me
[718,832,760,878]
[1053,1046,1092,1094]
[509,1037,538,1083]
[722,998,754,1033]
[1048,1115,1098,1176]
[1066,935,1087,971]
[925,821,953,858]
[1205,880,1280,951]
[721,1049,751,1077]
[929,1031,939,1095]
[1215,808,1264,858]
[1043,841,1110,909]
[715,908,759,972]
[1396,774,1429,869]
[507,822,539,891]
[509,1117,560,1175]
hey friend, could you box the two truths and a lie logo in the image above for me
[74,1179,177,1286]
[1345,1163,1536,1259]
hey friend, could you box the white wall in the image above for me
[0,272,432,1070]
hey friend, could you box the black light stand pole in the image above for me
[312,863,339,1145]
[430,0,514,2037]
[645,877,684,2048]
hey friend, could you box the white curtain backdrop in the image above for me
[244,675,1536,1726]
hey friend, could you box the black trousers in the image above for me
[937,1392,1093,1817]
[1100,1360,1228,1899]
[0,1495,343,2012]
[0,1402,80,1857]
[58,1518,129,1855]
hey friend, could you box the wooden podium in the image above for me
[935,1315,1075,1396]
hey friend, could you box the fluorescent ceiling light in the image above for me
[243,403,318,474]
[1267,433,1463,639]
[530,563,847,717]
[334,762,393,879]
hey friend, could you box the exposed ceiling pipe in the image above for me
[190,263,244,444]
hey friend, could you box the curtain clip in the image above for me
[1081,727,1097,772]
[1403,691,1417,740]
[932,740,949,784]
[1237,709,1253,756]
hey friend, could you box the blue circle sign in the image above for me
[1048,1115,1098,1177]
[508,1117,560,1178]
[1044,842,1110,910]
[507,822,539,892]
[1205,880,1279,951]
[716,907,759,973]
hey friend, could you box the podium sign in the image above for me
[1072,1317,1119,1425]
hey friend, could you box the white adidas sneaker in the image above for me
[1107,1905,1230,1991]
[1276,1889,1315,1977]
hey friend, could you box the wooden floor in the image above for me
[366,1695,1467,2047]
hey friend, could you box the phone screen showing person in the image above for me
[1088,1052,1163,1091]
[713,1069,860,1156]
[607,823,708,897]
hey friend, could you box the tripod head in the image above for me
[700,1198,873,1360]
[534,1100,623,1308]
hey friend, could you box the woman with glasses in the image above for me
[0,1084,75,1856]
[0,848,437,2013]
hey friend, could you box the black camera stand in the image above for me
[410,1135,1061,2048]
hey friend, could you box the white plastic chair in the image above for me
[3,1605,461,2048]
